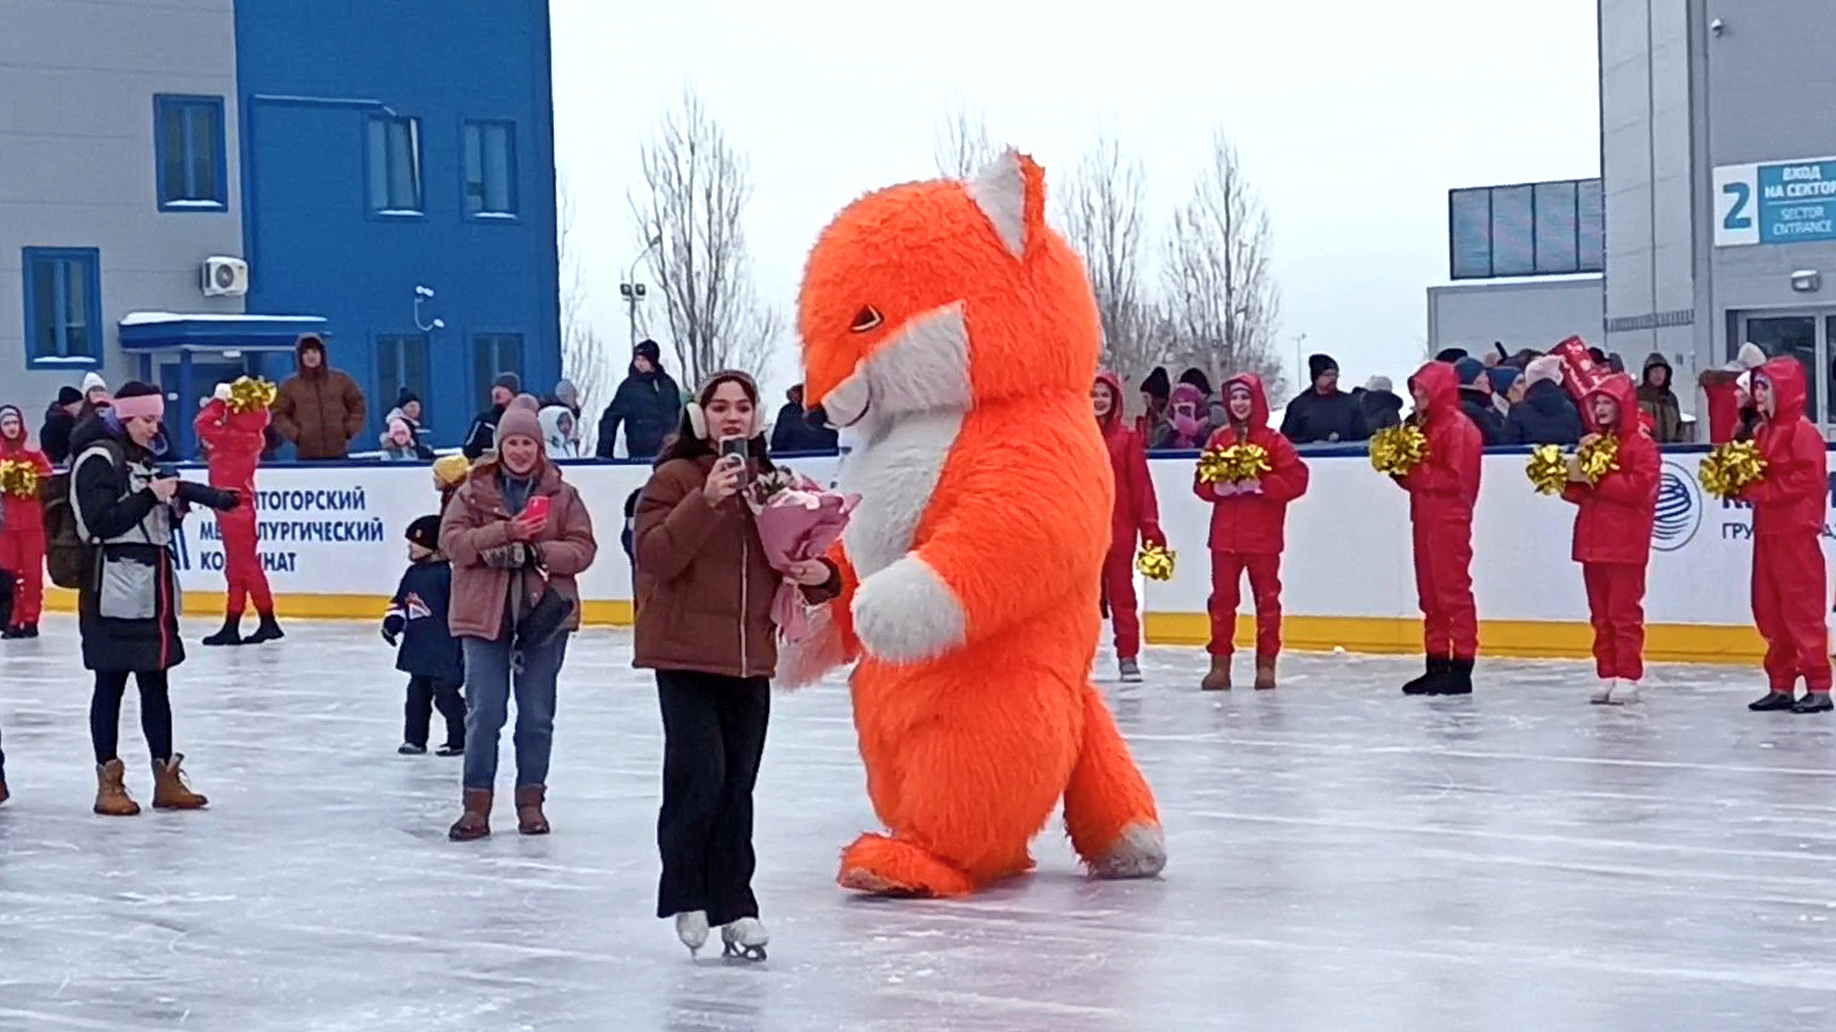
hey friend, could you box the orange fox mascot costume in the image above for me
[791,149,1166,897]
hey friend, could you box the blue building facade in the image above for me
[234,1,561,451]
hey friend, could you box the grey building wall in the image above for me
[0,0,243,415]
[1426,278,1606,358]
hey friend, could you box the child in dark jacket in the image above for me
[384,515,466,755]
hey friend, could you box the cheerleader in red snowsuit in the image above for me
[1560,373,1658,706]
[0,405,52,638]
[195,393,283,646]
[1739,358,1832,714]
[1193,374,1309,691]
[1094,372,1164,683]
[1395,361,1484,695]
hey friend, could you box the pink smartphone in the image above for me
[522,495,551,525]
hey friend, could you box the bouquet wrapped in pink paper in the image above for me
[747,468,858,644]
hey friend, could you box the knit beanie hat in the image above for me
[1524,355,1565,388]
[494,394,544,447]
[396,387,420,408]
[1485,366,1521,395]
[1364,375,1393,394]
[1308,354,1339,382]
[432,454,471,489]
[1434,348,1469,364]
[492,372,522,394]
[82,371,108,395]
[1177,367,1213,397]
[1454,357,1488,388]
[405,514,442,552]
[634,339,662,362]
[58,385,83,406]
[1139,367,1171,401]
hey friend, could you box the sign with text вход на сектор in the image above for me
[1715,155,1836,247]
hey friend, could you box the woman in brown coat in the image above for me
[439,395,597,841]
[634,370,838,961]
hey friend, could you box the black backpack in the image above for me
[43,440,122,590]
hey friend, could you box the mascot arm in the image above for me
[852,447,1080,663]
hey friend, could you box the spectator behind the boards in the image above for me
[381,417,433,462]
[40,386,84,465]
[1637,352,1686,444]
[1137,367,1172,444]
[1699,342,1769,444]
[1503,355,1584,446]
[274,333,367,460]
[462,373,521,461]
[1486,366,1523,421]
[1177,368,1229,430]
[539,403,583,459]
[1280,353,1366,444]
[1357,375,1404,432]
[1454,359,1506,446]
[1153,383,1213,450]
[595,339,683,461]
[382,389,435,455]
[770,384,839,454]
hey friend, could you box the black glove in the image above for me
[382,614,404,646]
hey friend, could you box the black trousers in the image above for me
[655,670,770,926]
[91,670,173,765]
[404,676,466,749]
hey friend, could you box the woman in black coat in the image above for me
[69,382,233,817]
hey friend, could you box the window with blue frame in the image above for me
[22,248,102,367]
[472,334,525,404]
[366,116,423,214]
[378,334,432,425]
[154,95,227,211]
[463,120,518,217]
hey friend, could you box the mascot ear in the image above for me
[966,147,1045,261]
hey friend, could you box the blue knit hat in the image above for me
[1486,366,1521,394]
[1454,357,1488,388]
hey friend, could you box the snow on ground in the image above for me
[1,618,1834,1031]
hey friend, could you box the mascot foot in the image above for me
[1087,821,1167,880]
[837,834,975,898]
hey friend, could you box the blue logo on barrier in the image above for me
[1652,461,1701,552]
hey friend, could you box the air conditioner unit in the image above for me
[201,256,249,298]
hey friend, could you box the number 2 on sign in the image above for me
[1723,181,1754,230]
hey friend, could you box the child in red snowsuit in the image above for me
[195,392,283,646]
[1094,372,1164,683]
[1193,374,1309,691]
[0,405,52,639]
[1739,358,1832,714]
[1560,373,1659,705]
[1396,361,1484,695]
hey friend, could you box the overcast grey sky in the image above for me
[551,0,1600,401]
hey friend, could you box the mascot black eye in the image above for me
[850,305,884,333]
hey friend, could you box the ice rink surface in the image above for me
[1,619,1834,1031]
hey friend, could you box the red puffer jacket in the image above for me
[1193,373,1309,554]
[1395,361,1483,522]
[1562,373,1659,565]
[0,422,52,533]
[1739,357,1830,540]
[1097,371,1163,550]
[195,399,270,495]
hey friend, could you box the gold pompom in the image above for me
[1198,442,1272,485]
[1136,542,1176,582]
[1699,440,1767,501]
[0,460,41,500]
[1576,434,1620,483]
[1525,444,1569,496]
[1369,422,1428,477]
[227,376,278,414]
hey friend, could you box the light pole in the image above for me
[1293,333,1308,392]
[621,235,663,348]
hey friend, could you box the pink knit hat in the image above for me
[493,394,544,449]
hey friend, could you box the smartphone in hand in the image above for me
[522,495,551,526]
[720,438,751,485]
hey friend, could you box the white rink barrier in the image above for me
[44,447,1823,663]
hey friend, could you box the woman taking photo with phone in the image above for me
[634,370,839,961]
[440,395,598,841]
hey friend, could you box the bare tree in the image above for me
[933,102,999,180]
[1059,131,1162,380]
[630,89,778,385]
[556,177,614,450]
[1160,128,1284,395]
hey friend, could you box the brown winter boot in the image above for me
[0,779,9,806]
[449,788,493,841]
[1254,655,1278,690]
[151,755,209,810]
[515,784,551,836]
[1201,656,1232,691]
[94,759,141,817]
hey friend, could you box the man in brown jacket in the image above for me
[274,334,366,460]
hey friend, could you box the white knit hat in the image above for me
[1737,342,1766,369]
[1524,355,1564,388]
[81,372,107,394]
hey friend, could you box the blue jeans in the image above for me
[461,634,568,790]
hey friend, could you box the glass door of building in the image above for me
[1739,312,1830,428]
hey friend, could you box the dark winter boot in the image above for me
[1253,655,1278,690]
[1749,690,1798,712]
[21,624,37,638]
[93,759,140,817]
[449,788,492,841]
[515,784,551,835]
[1,626,21,640]
[1792,692,1834,714]
[1437,658,1475,696]
[244,613,284,644]
[1200,656,1232,691]
[0,779,9,806]
[201,614,243,647]
[1402,656,1446,695]
[151,755,208,810]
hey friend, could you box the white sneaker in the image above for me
[721,916,769,961]
[674,910,709,955]
[1590,679,1616,705]
[1609,681,1642,706]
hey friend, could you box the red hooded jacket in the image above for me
[1739,358,1830,540]
[195,398,271,496]
[1396,361,1483,522]
[1562,373,1659,565]
[1193,373,1309,554]
[1097,371,1163,549]
[0,406,52,533]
